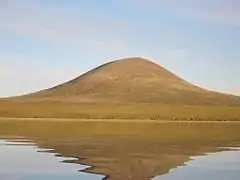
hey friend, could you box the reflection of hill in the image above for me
[0,120,240,180]
[44,138,217,180]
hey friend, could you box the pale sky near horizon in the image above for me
[0,0,239,97]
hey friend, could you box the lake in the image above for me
[0,120,240,180]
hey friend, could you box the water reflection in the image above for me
[154,149,240,180]
[0,139,104,180]
[0,120,240,180]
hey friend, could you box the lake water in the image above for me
[0,120,240,180]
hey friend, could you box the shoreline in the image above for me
[0,117,239,123]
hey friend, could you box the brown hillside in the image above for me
[16,57,240,106]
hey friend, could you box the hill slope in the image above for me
[17,57,240,106]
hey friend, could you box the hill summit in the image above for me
[22,57,240,106]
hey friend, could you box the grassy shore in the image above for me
[0,100,240,121]
[1,118,240,124]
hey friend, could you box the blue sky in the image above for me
[0,0,239,97]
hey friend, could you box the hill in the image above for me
[16,57,240,106]
[1,57,240,120]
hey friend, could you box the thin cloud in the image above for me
[0,1,129,51]
[0,0,218,54]
[164,0,240,26]
[119,0,240,26]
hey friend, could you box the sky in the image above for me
[0,0,239,97]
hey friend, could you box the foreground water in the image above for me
[0,120,240,180]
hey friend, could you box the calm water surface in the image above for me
[0,120,240,180]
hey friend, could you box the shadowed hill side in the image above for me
[18,57,240,106]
